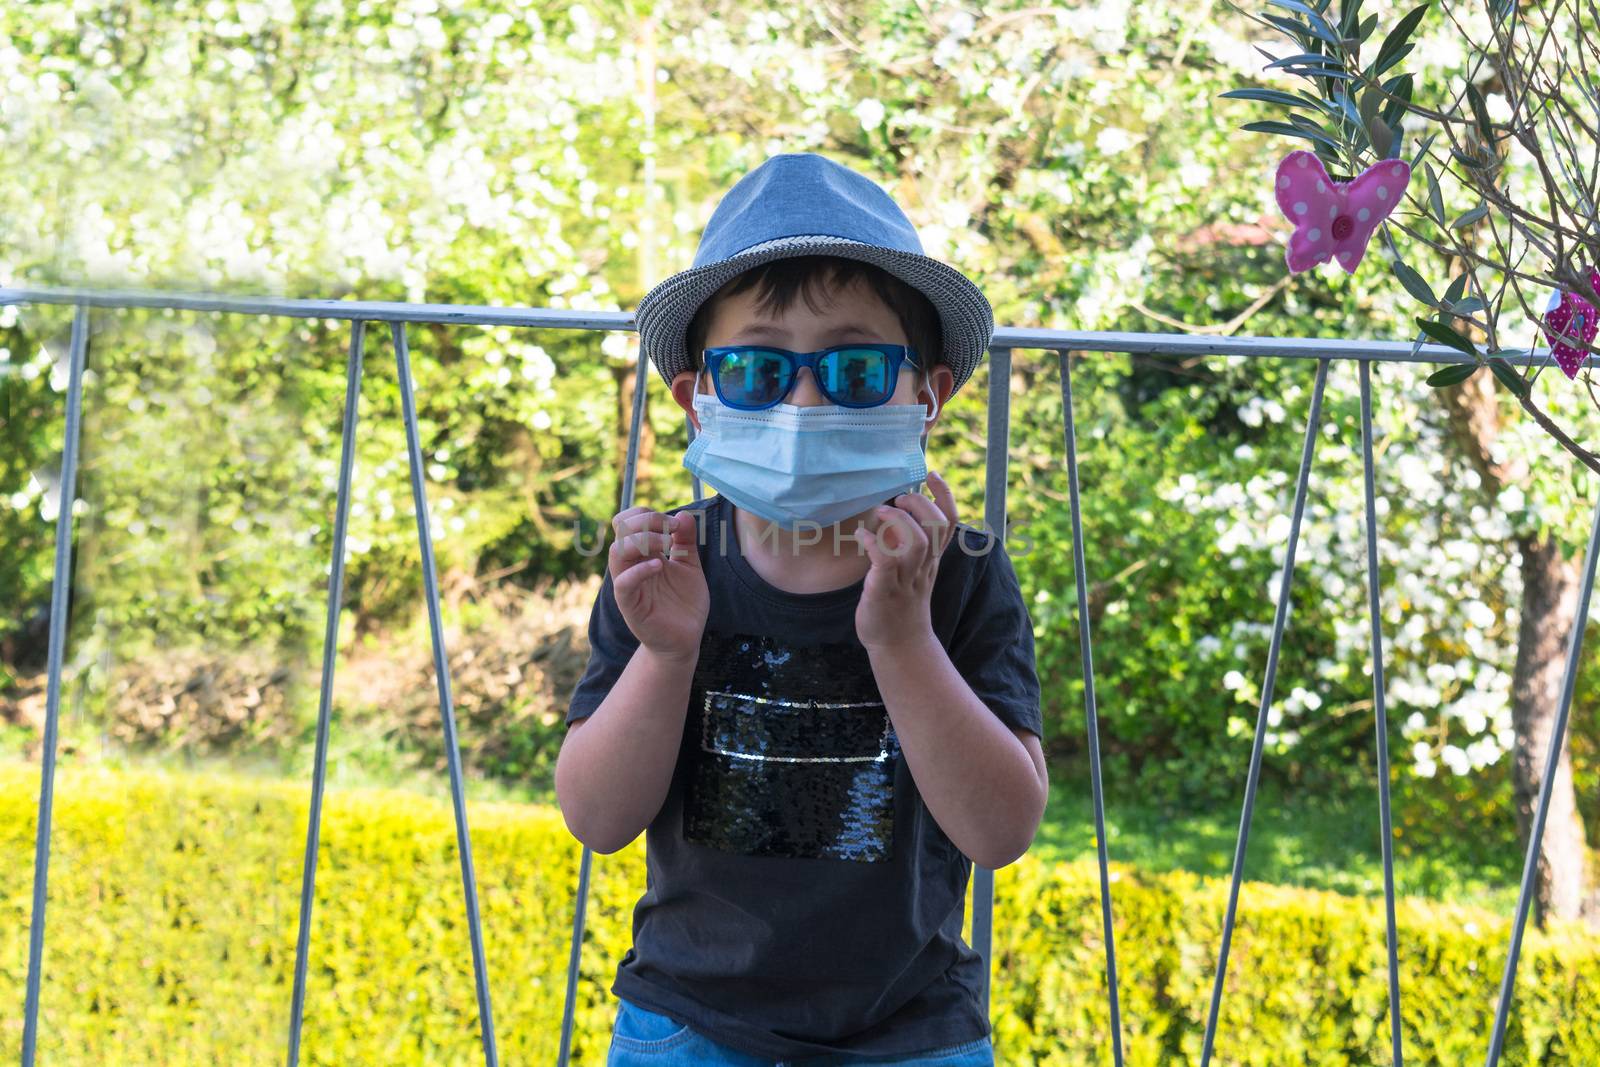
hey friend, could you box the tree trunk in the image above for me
[1444,368,1594,929]
[1431,60,1596,926]
[1508,531,1593,927]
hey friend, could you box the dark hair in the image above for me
[683,254,944,374]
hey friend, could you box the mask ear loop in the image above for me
[918,369,941,425]
[914,368,940,464]
[690,363,714,434]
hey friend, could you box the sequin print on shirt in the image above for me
[685,630,899,862]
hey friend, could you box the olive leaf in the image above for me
[1266,51,1345,71]
[1273,11,1347,48]
[1334,87,1361,127]
[1286,63,1356,80]
[1465,82,1494,142]
[1415,316,1480,358]
[1410,130,1438,167]
[1365,112,1395,157]
[1265,14,1344,50]
[1244,120,1342,150]
[1488,357,1529,398]
[1220,88,1322,109]
[1338,0,1366,38]
[1424,162,1446,224]
[1373,3,1431,75]
[1392,257,1438,307]
[1358,84,1383,129]
[1426,362,1480,387]
[1450,202,1489,229]
[1380,73,1414,126]
[1372,42,1415,78]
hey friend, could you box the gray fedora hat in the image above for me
[632,152,995,399]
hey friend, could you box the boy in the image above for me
[555,152,1046,1065]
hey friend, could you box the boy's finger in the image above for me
[925,471,959,554]
[856,524,888,571]
[610,530,673,568]
[893,491,949,556]
[613,508,674,539]
[612,553,661,601]
[874,504,928,563]
[666,509,704,567]
[611,506,650,533]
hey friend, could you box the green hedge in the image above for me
[2,764,1595,1065]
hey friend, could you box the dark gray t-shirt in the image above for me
[565,492,1043,1060]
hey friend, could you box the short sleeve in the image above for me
[944,529,1044,739]
[566,568,641,726]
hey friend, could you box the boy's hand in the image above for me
[854,470,957,654]
[609,506,709,664]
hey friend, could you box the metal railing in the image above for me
[2,283,1591,1067]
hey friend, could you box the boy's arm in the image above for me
[556,643,697,854]
[555,568,699,854]
[868,636,1046,870]
[859,493,1047,871]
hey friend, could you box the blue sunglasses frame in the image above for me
[701,343,923,411]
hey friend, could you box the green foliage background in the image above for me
[2,0,1599,1058]
[4,0,1592,815]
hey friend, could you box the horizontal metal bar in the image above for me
[0,285,622,332]
[0,283,1576,369]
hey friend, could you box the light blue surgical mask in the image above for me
[683,371,941,530]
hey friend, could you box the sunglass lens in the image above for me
[819,348,892,405]
[717,349,788,407]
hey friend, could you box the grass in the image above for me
[1033,753,1525,915]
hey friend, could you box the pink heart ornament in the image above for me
[1540,267,1600,379]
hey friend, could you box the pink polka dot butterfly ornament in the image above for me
[1539,266,1600,380]
[1275,150,1411,274]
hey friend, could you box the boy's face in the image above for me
[670,274,953,431]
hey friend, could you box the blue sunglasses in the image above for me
[701,343,922,410]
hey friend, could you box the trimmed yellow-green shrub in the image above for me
[2,764,1595,1065]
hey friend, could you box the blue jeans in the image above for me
[606,997,995,1067]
